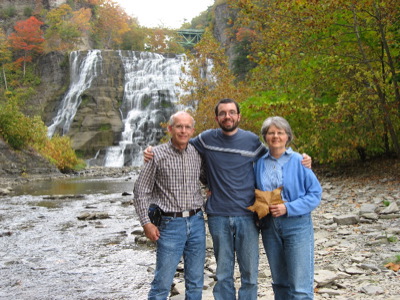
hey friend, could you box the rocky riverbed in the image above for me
[1,159,399,299]
[137,159,400,300]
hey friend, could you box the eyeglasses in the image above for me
[266,131,287,137]
[217,110,238,118]
[173,124,193,131]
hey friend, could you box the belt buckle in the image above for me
[182,211,190,218]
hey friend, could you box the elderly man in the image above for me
[133,111,206,300]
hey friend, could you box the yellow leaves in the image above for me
[45,5,92,52]
[40,135,82,172]
[93,1,131,48]
[178,28,253,133]
[247,187,284,219]
[46,4,73,27]
[71,8,92,33]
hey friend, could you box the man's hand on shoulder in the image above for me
[143,146,154,162]
[301,153,312,169]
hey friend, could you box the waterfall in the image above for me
[103,51,189,167]
[47,50,203,167]
[47,50,103,137]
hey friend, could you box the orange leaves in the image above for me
[236,27,256,42]
[8,16,45,76]
[8,16,44,54]
[384,262,400,272]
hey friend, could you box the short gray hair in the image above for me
[261,116,293,146]
[169,111,195,127]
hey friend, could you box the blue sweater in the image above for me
[190,128,267,216]
[254,149,322,217]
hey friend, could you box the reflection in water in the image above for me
[12,176,136,196]
[0,176,153,299]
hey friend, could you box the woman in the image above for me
[254,116,322,300]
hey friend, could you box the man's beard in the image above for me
[218,118,239,132]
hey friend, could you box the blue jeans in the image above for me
[261,214,314,300]
[148,211,205,300]
[207,215,259,300]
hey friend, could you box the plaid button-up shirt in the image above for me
[133,140,205,226]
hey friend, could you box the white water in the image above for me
[46,50,208,167]
[104,51,189,167]
[47,50,103,137]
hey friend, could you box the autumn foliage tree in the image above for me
[45,4,91,51]
[228,0,400,162]
[91,0,130,49]
[8,16,45,77]
[180,29,252,134]
[145,27,185,53]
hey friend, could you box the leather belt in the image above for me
[162,208,202,218]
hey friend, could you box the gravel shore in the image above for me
[1,159,399,299]
[142,159,400,299]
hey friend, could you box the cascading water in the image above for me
[47,50,195,167]
[103,51,189,167]
[47,50,103,137]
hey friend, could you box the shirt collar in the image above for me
[168,139,188,153]
[263,147,294,160]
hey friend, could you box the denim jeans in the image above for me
[261,214,314,300]
[207,215,259,300]
[148,211,205,300]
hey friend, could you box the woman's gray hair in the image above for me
[261,116,293,146]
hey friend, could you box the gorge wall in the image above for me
[33,50,190,167]
[1,1,234,173]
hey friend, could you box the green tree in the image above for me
[120,19,146,51]
[0,28,12,90]
[230,0,400,162]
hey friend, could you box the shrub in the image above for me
[0,101,32,149]
[39,134,84,173]
[23,7,33,17]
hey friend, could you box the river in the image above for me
[0,175,155,300]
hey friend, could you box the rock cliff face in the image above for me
[31,50,185,166]
[0,0,67,11]
[213,3,238,69]
[37,51,124,158]
[57,50,125,157]
[0,138,60,181]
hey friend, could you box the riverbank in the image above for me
[168,158,400,299]
[1,158,399,299]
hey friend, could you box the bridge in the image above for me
[176,29,205,48]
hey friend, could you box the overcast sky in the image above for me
[115,0,214,29]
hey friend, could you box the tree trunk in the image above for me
[2,65,7,90]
